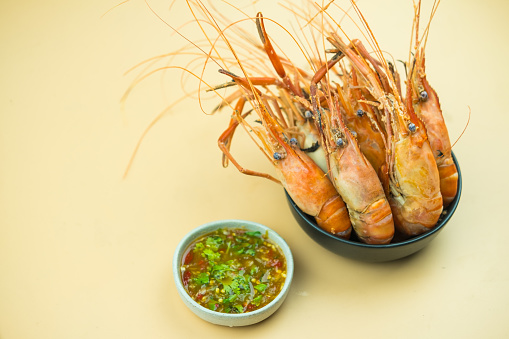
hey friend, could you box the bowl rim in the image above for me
[173,219,294,319]
[287,151,462,248]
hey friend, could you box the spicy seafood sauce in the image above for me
[180,227,287,313]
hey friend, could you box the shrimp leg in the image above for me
[218,97,280,183]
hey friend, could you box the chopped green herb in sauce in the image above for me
[180,227,287,314]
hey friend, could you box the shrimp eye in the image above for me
[351,130,357,138]
[336,138,345,147]
[304,110,313,119]
[356,109,365,117]
[408,123,416,132]
[289,138,298,147]
[419,90,428,101]
[273,152,285,160]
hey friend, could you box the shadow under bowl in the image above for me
[286,152,462,263]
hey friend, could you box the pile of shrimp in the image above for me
[127,0,458,244]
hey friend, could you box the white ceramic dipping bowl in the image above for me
[173,219,294,327]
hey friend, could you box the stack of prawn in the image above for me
[126,1,458,245]
[209,1,458,245]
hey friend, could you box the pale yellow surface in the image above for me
[1,0,508,338]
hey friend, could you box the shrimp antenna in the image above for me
[421,0,441,50]
[101,0,130,19]
[143,0,223,70]
[450,106,470,149]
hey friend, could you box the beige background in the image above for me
[1,0,508,338]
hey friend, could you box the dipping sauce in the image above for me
[180,227,287,314]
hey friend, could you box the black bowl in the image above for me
[286,152,462,263]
